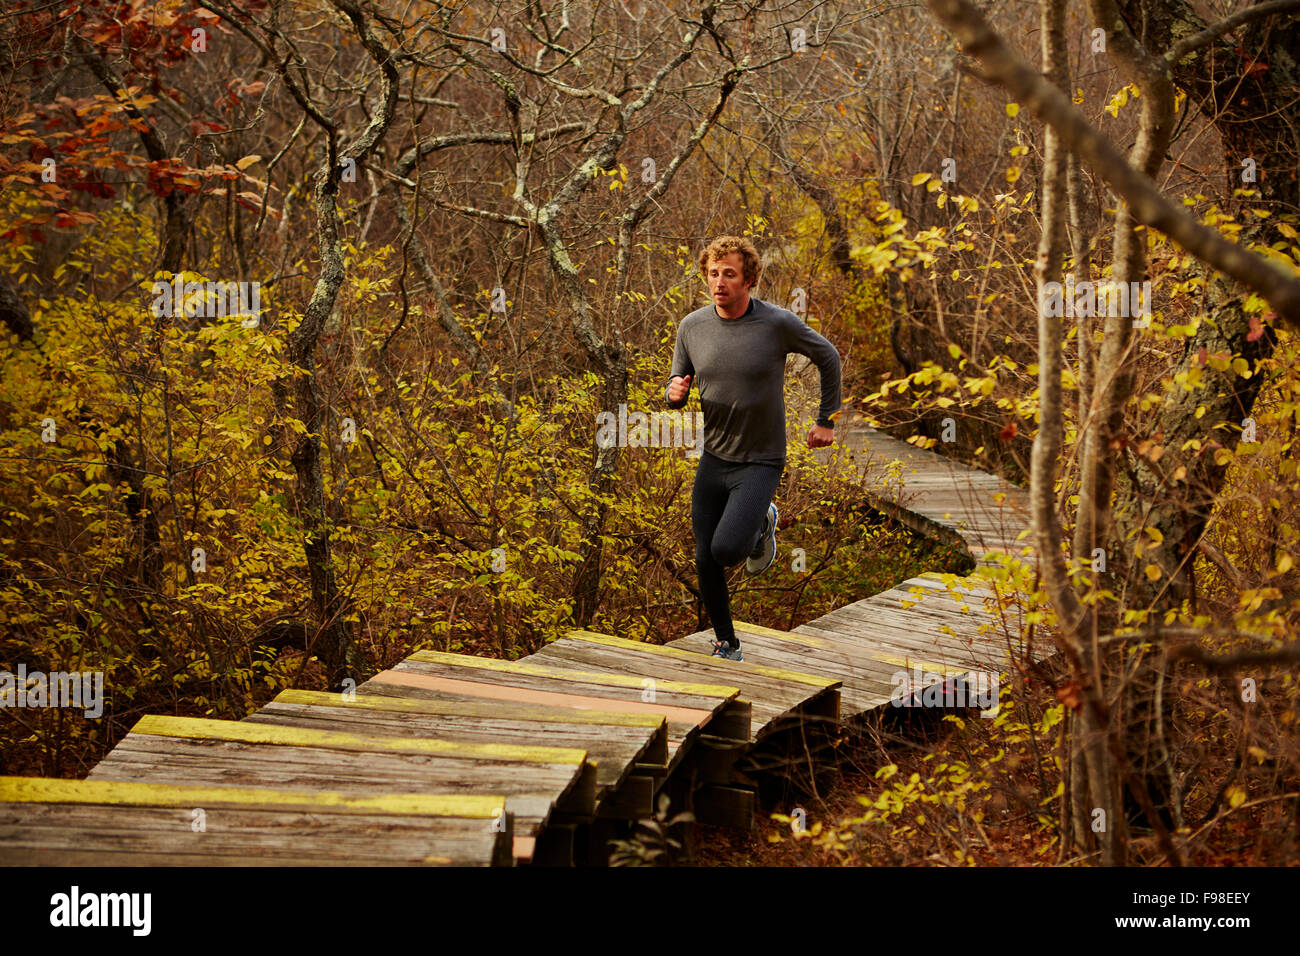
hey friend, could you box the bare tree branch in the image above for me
[925,0,1300,333]
[1165,0,1300,64]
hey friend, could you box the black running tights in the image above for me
[691,451,781,647]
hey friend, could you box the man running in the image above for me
[664,235,841,661]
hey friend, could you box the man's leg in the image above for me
[693,457,781,649]
[692,452,735,646]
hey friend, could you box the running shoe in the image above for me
[710,639,743,661]
[746,501,779,575]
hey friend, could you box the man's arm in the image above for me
[664,321,694,409]
[782,311,842,428]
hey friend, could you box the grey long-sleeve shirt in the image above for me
[663,296,842,464]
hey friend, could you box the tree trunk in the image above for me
[0,272,34,341]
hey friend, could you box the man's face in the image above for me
[706,251,753,314]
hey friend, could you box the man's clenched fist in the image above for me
[667,374,692,403]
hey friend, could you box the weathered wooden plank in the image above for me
[804,617,1009,673]
[740,620,986,674]
[687,733,751,785]
[681,623,920,681]
[909,572,1001,594]
[563,630,840,689]
[797,613,998,666]
[363,668,714,761]
[667,632,899,714]
[0,776,504,820]
[0,778,511,866]
[405,650,741,707]
[532,639,841,745]
[267,691,665,759]
[869,581,1002,609]
[374,653,747,751]
[0,807,508,866]
[692,785,756,829]
[89,737,575,823]
[531,822,575,867]
[759,623,982,676]
[247,697,664,793]
[595,774,656,819]
[870,590,1004,621]
[544,632,839,702]
[531,639,835,736]
[372,667,716,728]
[839,426,1032,553]
[804,605,1007,659]
[0,846,494,867]
[244,708,649,787]
[87,720,595,856]
[273,687,670,734]
[795,624,1006,683]
[127,714,588,766]
[670,629,899,690]
[804,601,1004,646]
[707,699,753,743]
[358,672,716,781]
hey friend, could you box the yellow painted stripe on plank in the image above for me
[565,630,839,689]
[0,776,505,819]
[408,650,739,699]
[373,671,714,728]
[870,654,971,676]
[131,715,588,766]
[732,621,827,648]
[273,689,665,730]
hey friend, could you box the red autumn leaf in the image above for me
[1056,681,1083,711]
[999,420,1018,441]
[234,190,268,213]
[1247,313,1265,342]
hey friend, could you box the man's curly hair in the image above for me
[698,235,761,287]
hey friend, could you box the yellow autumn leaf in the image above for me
[1005,103,1020,117]
[1145,564,1162,581]
[1227,786,1247,808]
[1104,85,1133,118]
[235,154,262,170]
[911,172,932,186]
[1278,553,1294,574]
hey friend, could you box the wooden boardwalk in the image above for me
[0,418,1034,866]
